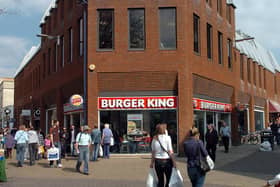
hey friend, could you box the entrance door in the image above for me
[194,111,205,142]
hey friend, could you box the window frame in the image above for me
[128,8,145,50]
[218,31,223,64]
[206,23,213,60]
[193,13,200,54]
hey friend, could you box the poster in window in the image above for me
[127,114,143,135]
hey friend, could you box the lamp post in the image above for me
[4,108,11,128]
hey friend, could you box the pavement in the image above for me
[1,144,280,187]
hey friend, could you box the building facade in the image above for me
[14,0,280,154]
[0,78,14,128]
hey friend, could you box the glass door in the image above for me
[194,111,205,142]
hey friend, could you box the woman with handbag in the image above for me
[150,123,176,187]
[184,127,208,187]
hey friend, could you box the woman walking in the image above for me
[14,125,29,167]
[101,124,113,159]
[184,127,208,187]
[150,123,176,187]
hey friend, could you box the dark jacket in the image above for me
[184,138,208,168]
[205,129,219,145]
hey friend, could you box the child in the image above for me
[44,134,51,158]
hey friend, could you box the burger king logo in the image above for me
[70,94,83,106]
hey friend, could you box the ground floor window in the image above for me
[99,110,177,154]
[254,110,264,131]
[64,112,83,130]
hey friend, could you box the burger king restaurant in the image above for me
[98,96,178,154]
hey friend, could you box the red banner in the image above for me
[98,96,177,110]
[193,98,232,112]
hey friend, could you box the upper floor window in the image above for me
[207,23,213,59]
[61,36,64,67]
[274,76,277,94]
[79,18,83,56]
[48,48,51,75]
[129,9,145,49]
[217,0,222,15]
[98,9,114,50]
[159,7,177,50]
[226,5,232,24]
[68,27,73,62]
[53,43,57,73]
[247,59,251,83]
[193,14,200,53]
[259,65,262,88]
[218,31,223,64]
[227,38,232,69]
[240,54,244,80]
[253,62,256,85]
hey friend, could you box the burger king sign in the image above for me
[70,94,83,106]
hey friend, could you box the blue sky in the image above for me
[0,0,279,78]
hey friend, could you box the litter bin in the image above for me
[260,130,274,150]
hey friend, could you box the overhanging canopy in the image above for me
[269,101,280,113]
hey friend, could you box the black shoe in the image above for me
[83,172,89,175]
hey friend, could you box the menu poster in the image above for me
[127,114,143,135]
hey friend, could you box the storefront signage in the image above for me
[70,94,83,106]
[98,96,177,110]
[64,103,83,114]
[193,98,232,112]
[21,109,31,116]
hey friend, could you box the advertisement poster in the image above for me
[127,114,143,135]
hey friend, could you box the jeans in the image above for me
[92,143,100,161]
[155,159,173,187]
[70,142,75,155]
[50,142,61,166]
[16,143,26,165]
[103,143,110,158]
[206,144,217,162]
[187,167,206,187]
[77,146,89,173]
[28,143,38,165]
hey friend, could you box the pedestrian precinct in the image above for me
[27,127,39,165]
[75,126,92,175]
[205,124,218,162]
[14,125,29,167]
[184,127,208,187]
[91,125,101,161]
[101,124,113,159]
[49,120,63,168]
[220,121,231,153]
[150,123,176,187]
[4,131,15,159]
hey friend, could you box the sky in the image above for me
[0,0,279,78]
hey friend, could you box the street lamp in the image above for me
[4,108,11,128]
[36,34,60,45]
[235,37,255,43]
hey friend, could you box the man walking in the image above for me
[205,124,219,162]
[220,121,231,153]
[75,126,92,175]
[49,120,63,168]
[91,125,101,161]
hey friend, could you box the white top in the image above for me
[76,133,92,146]
[28,130,39,144]
[268,174,280,185]
[151,135,173,159]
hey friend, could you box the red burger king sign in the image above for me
[70,94,83,106]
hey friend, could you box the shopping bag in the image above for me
[110,137,114,146]
[206,155,215,170]
[99,145,103,157]
[146,168,157,187]
[38,146,45,154]
[169,168,183,187]
[47,147,59,161]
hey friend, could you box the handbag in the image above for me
[197,142,211,173]
[169,168,184,187]
[146,168,158,187]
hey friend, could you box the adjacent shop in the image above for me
[98,96,178,154]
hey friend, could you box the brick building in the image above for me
[14,0,280,154]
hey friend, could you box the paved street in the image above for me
[1,144,280,187]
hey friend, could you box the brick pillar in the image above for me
[87,68,98,129]
[231,89,240,145]
[249,96,255,132]
[40,98,46,134]
[56,88,64,127]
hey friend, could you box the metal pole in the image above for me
[83,7,87,126]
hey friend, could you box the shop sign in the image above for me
[64,103,83,114]
[70,94,83,106]
[98,96,177,110]
[193,98,232,112]
[21,109,31,116]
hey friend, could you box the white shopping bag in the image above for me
[47,147,59,161]
[110,137,114,146]
[206,155,215,170]
[99,145,103,157]
[146,168,157,187]
[169,168,184,187]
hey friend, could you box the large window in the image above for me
[159,8,177,49]
[98,9,114,50]
[207,23,212,59]
[68,27,73,62]
[79,18,83,56]
[218,31,223,64]
[254,110,264,131]
[227,38,232,69]
[193,14,200,53]
[129,9,145,49]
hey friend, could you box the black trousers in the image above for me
[28,143,38,165]
[222,136,229,152]
[206,144,217,162]
[155,159,173,187]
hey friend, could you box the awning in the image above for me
[269,101,280,113]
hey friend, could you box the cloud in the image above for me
[0,0,52,16]
[0,36,30,77]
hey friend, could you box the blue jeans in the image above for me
[92,143,100,161]
[16,143,26,165]
[103,143,110,158]
[78,146,89,173]
[187,167,206,187]
[50,142,61,166]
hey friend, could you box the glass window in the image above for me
[254,111,264,131]
[193,14,200,53]
[217,0,222,15]
[98,9,114,50]
[227,38,232,69]
[68,27,73,62]
[159,8,177,49]
[79,18,83,56]
[129,9,145,49]
[218,31,223,64]
[207,23,212,59]
[61,36,64,67]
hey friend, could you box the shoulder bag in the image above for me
[197,141,211,173]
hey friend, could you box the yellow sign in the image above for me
[70,94,83,106]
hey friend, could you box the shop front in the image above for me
[63,103,83,130]
[193,98,232,142]
[98,96,178,154]
[254,107,265,131]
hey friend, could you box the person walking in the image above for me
[49,120,63,168]
[27,127,39,165]
[69,124,78,156]
[205,124,219,162]
[220,121,231,153]
[75,126,92,175]
[184,127,209,187]
[91,125,101,161]
[60,127,68,158]
[4,131,15,159]
[101,124,113,159]
[150,123,176,187]
[14,125,29,167]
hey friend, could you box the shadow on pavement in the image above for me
[62,167,78,173]
[8,162,17,167]
[37,162,50,168]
